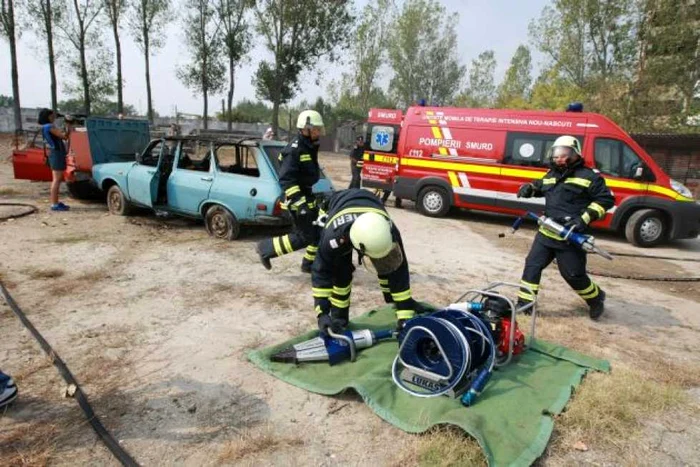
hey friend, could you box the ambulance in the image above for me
[361,105,700,247]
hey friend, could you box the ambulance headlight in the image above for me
[670,179,693,199]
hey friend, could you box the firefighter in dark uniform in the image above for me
[256,110,325,273]
[313,188,425,334]
[516,135,615,320]
[348,136,364,189]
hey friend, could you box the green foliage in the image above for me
[217,99,272,123]
[0,94,14,106]
[58,98,137,116]
[496,45,533,108]
[387,0,465,107]
[457,50,497,108]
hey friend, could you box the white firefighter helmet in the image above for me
[296,110,325,129]
[349,212,404,274]
[552,135,582,156]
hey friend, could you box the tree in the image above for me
[1,0,22,131]
[253,0,353,135]
[104,0,126,114]
[458,50,497,108]
[215,0,251,131]
[27,0,64,110]
[177,0,225,129]
[496,45,533,108]
[216,99,272,123]
[128,0,169,123]
[0,94,14,106]
[387,0,465,107]
[57,0,105,115]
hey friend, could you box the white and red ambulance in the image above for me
[361,105,700,247]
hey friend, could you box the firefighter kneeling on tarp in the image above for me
[313,188,426,334]
[516,135,615,320]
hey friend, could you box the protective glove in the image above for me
[517,183,534,198]
[395,319,407,333]
[565,216,587,233]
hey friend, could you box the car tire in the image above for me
[205,205,241,240]
[67,181,102,200]
[417,186,450,217]
[624,208,667,247]
[106,185,132,216]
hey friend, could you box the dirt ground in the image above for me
[1,137,699,466]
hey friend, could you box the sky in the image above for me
[0,0,551,116]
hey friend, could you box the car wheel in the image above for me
[205,205,241,240]
[417,186,450,217]
[624,208,667,247]
[106,185,132,216]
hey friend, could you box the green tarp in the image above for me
[248,306,610,467]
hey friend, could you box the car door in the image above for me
[127,140,165,208]
[166,140,214,215]
[11,130,53,181]
[209,144,267,221]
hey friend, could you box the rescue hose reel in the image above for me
[392,282,537,405]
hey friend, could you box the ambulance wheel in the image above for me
[205,205,240,240]
[625,209,667,247]
[107,185,132,216]
[417,186,450,217]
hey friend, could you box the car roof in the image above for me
[160,135,289,149]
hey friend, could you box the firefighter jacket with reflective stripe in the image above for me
[278,133,320,205]
[311,189,411,317]
[531,161,615,227]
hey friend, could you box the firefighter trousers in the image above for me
[348,162,362,189]
[257,205,320,267]
[518,233,603,308]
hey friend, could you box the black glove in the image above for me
[565,216,587,233]
[396,319,407,333]
[317,313,344,336]
[517,183,534,198]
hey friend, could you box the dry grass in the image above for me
[23,268,65,280]
[0,422,59,466]
[550,366,687,458]
[239,333,268,355]
[45,234,89,245]
[0,187,21,196]
[391,427,486,467]
[218,426,304,462]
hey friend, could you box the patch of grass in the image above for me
[0,422,59,466]
[218,426,304,462]
[0,187,21,196]
[23,267,65,280]
[391,427,486,467]
[239,333,268,355]
[550,366,687,456]
[46,234,89,245]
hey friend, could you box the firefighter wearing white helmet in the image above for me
[256,110,326,273]
[516,135,615,320]
[313,188,428,335]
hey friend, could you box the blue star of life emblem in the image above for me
[375,132,390,147]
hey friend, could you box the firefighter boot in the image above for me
[588,289,606,321]
[516,299,534,315]
[255,242,272,271]
[300,259,313,274]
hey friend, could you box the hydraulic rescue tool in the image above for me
[392,282,536,406]
[513,211,614,260]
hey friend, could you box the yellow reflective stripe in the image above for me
[520,280,539,291]
[576,283,596,296]
[272,237,284,256]
[518,291,535,301]
[306,245,318,252]
[539,226,564,241]
[363,153,371,161]
[581,212,592,224]
[304,253,315,261]
[581,285,600,300]
[333,285,352,295]
[447,171,459,187]
[292,197,307,207]
[438,147,449,155]
[282,235,293,253]
[431,127,442,139]
[588,202,607,217]
[380,287,391,293]
[401,157,501,176]
[308,201,316,208]
[542,177,556,185]
[299,154,312,162]
[565,178,592,188]
[330,297,350,308]
[326,207,389,227]
[378,278,389,285]
[649,184,694,201]
[312,287,332,298]
[315,305,324,315]
[396,309,415,320]
[391,289,412,302]
[375,155,398,164]
[285,185,301,197]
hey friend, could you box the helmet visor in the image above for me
[552,146,574,160]
[367,242,404,275]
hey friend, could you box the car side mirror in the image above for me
[633,166,644,179]
[135,151,143,163]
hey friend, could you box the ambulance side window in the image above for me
[594,138,647,180]
[505,133,566,168]
[368,125,398,153]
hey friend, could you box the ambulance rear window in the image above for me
[369,125,397,153]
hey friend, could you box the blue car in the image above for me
[92,137,334,240]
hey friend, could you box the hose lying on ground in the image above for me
[0,281,140,467]
[0,202,38,221]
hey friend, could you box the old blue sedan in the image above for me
[92,137,334,240]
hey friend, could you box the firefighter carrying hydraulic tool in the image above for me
[312,188,427,334]
[515,135,615,320]
[256,110,325,273]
